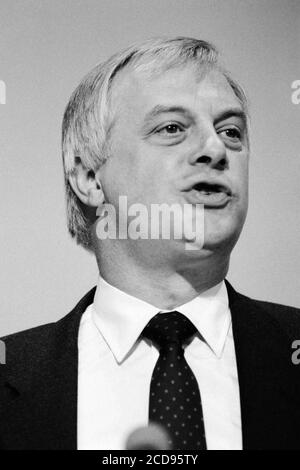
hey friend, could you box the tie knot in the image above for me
[143,311,197,350]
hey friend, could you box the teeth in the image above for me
[199,190,213,195]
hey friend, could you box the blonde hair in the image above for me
[62,36,249,250]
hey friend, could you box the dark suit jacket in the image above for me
[1,281,300,450]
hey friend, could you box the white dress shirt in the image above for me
[77,276,242,450]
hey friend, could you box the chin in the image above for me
[203,207,245,243]
[201,223,243,252]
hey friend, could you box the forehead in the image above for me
[110,63,243,122]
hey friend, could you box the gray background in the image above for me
[0,0,299,336]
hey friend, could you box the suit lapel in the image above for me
[1,287,96,450]
[227,281,300,449]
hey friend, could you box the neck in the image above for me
[94,240,230,309]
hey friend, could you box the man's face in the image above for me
[99,63,249,258]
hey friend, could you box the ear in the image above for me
[68,157,105,208]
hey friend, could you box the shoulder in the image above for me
[229,283,300,338]
[1,321,56,345]
[1,322,56,370]
[249,296,300,318]
[0,287,96,382]
[1,286,96,344]
[259,299,300,339]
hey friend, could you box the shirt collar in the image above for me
[92,275,231,363]
[176,282,231,358]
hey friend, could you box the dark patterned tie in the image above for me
[142,311,207,450]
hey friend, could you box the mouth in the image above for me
[184,181,233,208]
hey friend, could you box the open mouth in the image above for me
[186,181,232,207]
[192,182,231,196]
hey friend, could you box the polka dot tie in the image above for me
[142,311,207,450]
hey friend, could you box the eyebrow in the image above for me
[143,105,194,125]
[143,105,247,126]
[214,108,248,128]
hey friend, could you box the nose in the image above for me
[189,131,228,170]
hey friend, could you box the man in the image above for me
[1,37,300,450]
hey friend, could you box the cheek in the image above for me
[233,155,249,194]
[241,165,249,202]
[102,143,139,198]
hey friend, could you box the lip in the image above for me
[182,178,233,208]
[184,189,232,208]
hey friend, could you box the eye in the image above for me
[219,127,241,141]
[156,123,184,135]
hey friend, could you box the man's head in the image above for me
[62,37,249,264]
